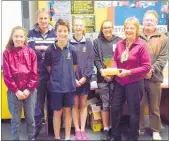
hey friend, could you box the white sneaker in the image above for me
[139,130,145,135]
[153,132,162,140]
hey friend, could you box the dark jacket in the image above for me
[70,36,94,82]
[93,35,122,83]
[44,42,77,93]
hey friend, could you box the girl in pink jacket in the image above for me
[3,26,38,140]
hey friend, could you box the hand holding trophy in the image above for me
[102,55,120,76]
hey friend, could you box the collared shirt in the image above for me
[114,37,151,85]
[44,42,77,93]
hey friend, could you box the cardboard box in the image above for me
[87,97,99,106]
[89,105,103,132]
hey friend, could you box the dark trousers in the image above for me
[35,73,49,125]
[111,80,144,141]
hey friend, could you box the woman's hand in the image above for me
[78,77,87,85]
[145,70,152,79]
[104,76,113,82]
[100,68,114,82]
[23,89,30,99]
[15,90,26,100]
[118,69,131,78]
[76,79,81,87]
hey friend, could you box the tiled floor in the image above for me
[1,117,168,141]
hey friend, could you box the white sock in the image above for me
[104,127,109,131]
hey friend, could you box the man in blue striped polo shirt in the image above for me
[27,8,56,137]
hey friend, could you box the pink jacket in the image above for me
[3,45,38,93]
[114,38,151,85]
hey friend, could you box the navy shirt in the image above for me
[70,36,94,82]
[44,42,77,93]
[28,24,56,74]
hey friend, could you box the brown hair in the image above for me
[124,17,140,36]
[5,26,27,49]
[55,18,70,32]
[73,16,86,35]
[98,20,113,37]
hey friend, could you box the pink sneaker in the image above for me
[81,131,89,140]
[75,131,82,140]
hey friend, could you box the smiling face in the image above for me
[143,13,158,31]
[102,21,113,39]
[73,18,85,36]
[56,25,69,43]
[37,12,50,31]
[124,23,137,40]
[12,29,26,47]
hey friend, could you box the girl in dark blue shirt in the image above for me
[70,17,93,140]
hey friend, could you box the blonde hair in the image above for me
[73,17,86,35]
[36,8,50,18]
[143,10,159,21]
[124,17,140,36]
[6,26,27,49]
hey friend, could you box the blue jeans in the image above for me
[7,89,37,140]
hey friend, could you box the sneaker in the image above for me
[153,132,162,140]
[139,130,145,135]
[34,124,43,138]
[74,131,82,140]
[42,119,46,124]
[101,130,110,140]
[81,131,89,140]
[54,139,60,141]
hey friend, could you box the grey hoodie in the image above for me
[93,35,122,83]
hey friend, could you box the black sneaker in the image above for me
[34,124,43,138]
[101,130,110,140]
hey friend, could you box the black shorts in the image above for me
[50,91,74,111]
[74,83,90,95]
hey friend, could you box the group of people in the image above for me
[3,8,168,141]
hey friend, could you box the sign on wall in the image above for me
[71,1,94,14]
[39,1,168,38]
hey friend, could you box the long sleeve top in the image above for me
[139,30,168,82]
[3,46,38,93]
[114,38,151,85]
[70,36,94,82]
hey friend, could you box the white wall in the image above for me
[29,1,38,28]
[2,1,22,53]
